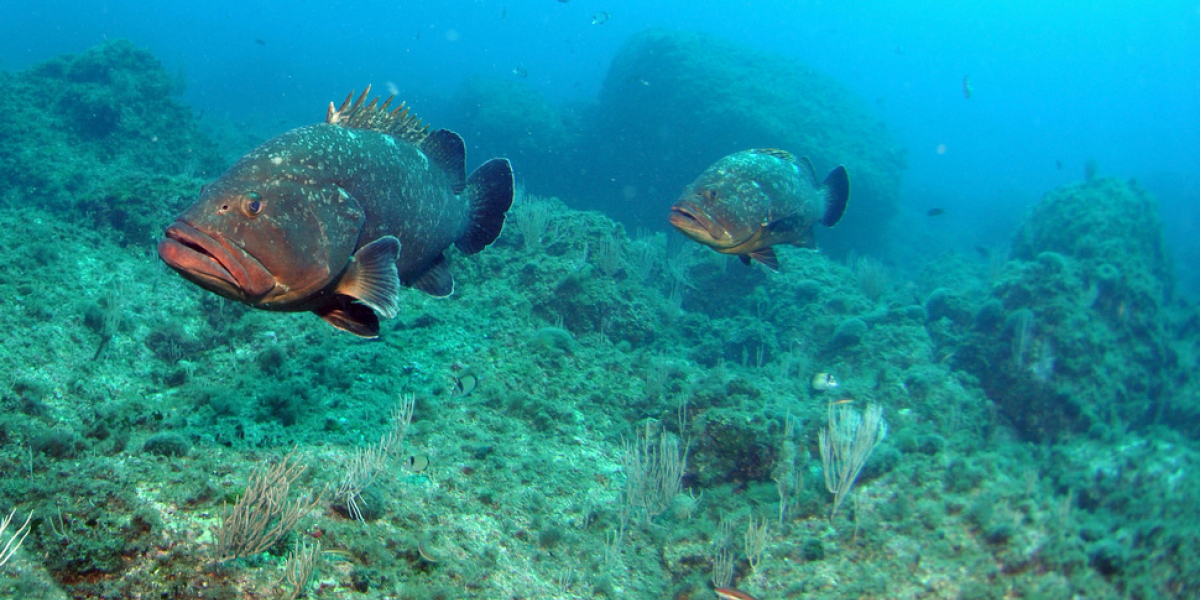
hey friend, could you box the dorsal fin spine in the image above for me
[325,85,430,144]
[336,90,355,114]
[350,87,369,112]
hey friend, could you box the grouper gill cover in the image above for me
[157,87,514,338]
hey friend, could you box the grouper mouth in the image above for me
[158,222,276,302]
[669,203,727,246]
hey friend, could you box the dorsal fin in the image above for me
[420,130,467,194]
[752,148,819,185]
[795,156,819,186]
[751,148,797,161]
[326,85,431,144]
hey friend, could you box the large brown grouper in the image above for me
[158,87,513,337]
[669,149,849,270]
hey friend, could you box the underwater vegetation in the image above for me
[0,38,1199,600]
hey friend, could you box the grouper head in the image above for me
[158,161,367,312]
[668,181,757,253]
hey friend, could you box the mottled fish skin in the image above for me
[669,149,848,270]
[158,89,513,337]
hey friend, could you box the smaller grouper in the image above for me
[158,87,514,338]
[669,149,849,270]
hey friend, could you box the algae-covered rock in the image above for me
[1013,177,1173,305]
[0,39,223,244]
[141,432,190,457]
[831,317,869,349]
[960,178,1175,440]
[925,287,972,324]
[529,326,577,358]
[585,29,905,254]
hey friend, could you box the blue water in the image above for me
[6,5,1196,174]
[3,0,1198,276]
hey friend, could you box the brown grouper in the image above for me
[669,149,849,270]
[158,87,513,337]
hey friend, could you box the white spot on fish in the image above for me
[271,156,283,166]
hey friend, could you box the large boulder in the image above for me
[0,39,224,245]
[959,178,1175,440]
[1012,177,1173,303]
[581,29,905,255]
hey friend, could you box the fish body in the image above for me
[669,149,849,270]
[714,588,760,600]
[158,88,514,337]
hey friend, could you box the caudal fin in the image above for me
[456,158,514,254]
[821,165,850,227]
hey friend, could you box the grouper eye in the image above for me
[241,191,264,217]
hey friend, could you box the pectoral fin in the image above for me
[723,224,769,257]
[335,236,401,319]
[748,247,780,271]
[725,224,780,270]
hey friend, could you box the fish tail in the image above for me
[456,158,514,254]
[821,165,850,227]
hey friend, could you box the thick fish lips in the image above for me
[669,201,729,246]
[158,222,276,302]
